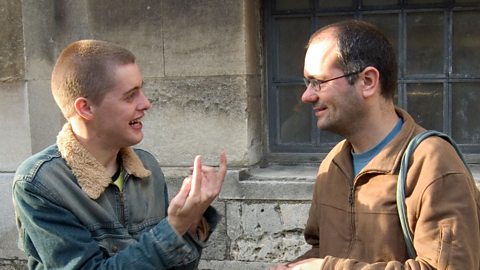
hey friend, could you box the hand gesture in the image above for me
[167,152,227,235]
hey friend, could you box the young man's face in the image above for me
[302,33,365,136]
[90,63,151,150]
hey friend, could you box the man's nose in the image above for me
[301,85,318,103]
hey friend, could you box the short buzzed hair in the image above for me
[308,20,398,100]
[51,40,136,119]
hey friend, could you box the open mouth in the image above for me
[129,117,143,128]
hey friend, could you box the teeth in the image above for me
[130,118,142,125]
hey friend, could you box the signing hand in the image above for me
[167,152,227,235]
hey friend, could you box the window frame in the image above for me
[263,0,480,164]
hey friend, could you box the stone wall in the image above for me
[2,1,480,270]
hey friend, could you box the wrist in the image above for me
[167,216,188,236]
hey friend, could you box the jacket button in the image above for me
[112,246,118,252]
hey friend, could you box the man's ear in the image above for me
[360,66,380,98]
[74,97,94,120]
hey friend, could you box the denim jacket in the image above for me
[13,123,219,269]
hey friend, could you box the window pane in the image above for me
[406,83,443,131]
[453,11,480,75]
[407,0,446,4]
[276,0,310,10]
[278,85,312,143]
[406,12,444,74]
[363,0,399,6]
[362,14,399,56]
[317,15,354,28]
[452,83,480,144]
[275,17,311,80]
[318,0,355,9]
[319,130,342,145]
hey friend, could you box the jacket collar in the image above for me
[56,123,151,199]
[332,107,424,178]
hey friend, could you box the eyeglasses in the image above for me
[303,69,364,92]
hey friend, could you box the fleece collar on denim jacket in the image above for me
[56,123,151,199]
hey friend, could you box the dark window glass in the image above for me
[407,0,446,4]
[363,0,399,6]
[362,13,399,56]
[406,12,444,75]
[278,85,312,144]
[453,11,480,75]
[452,83,480,144]
[406,83,443,131]
[275,0,310,10]
[274,17,311,81]
[318,0,354,9]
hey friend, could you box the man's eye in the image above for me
[125,92,136,101]
[311,80,320,87]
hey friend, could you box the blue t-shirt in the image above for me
[352,118,404,176]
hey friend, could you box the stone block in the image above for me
[0,0,24,82]
[226,201,310,262]
[0,258,26,270]
[279,204,310,231]
[139,75,249,166]
[0,83,31,172]
[201,200,228,260]
[86,0,164,78]
[220,169,315,201]
[27,80,64,153]
[21,0,56,80]
[162,0,247,76]
[0,173,25,260]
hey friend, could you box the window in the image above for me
[264,0,480,158]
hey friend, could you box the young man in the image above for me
[13,40,227,269]
[271,20,480,269]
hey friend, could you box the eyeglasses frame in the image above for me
[303,68,365,92]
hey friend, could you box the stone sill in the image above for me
[217,164,480,201]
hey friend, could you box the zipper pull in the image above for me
[349,186,355,206]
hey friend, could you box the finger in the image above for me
[170,177,191,211]
[217,151,227,179]
[180,176,192,193]
[190,155,202,195]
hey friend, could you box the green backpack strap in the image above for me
[396,130,470,259]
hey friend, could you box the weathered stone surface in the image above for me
[201,200,228,260]
[21,0,56,80]
[0,1,24,82]
[86,0,164,78]
[140,75,249,166]
[0,258,26,270]
[0,174,25,260]
[27,80,64,153]
[162,0,247,76]
[226,201,310,263]
[0,83,31,172]
[220,169,315,201]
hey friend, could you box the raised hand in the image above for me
[167,152,227,235]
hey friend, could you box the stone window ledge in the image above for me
[219,164,480,201]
